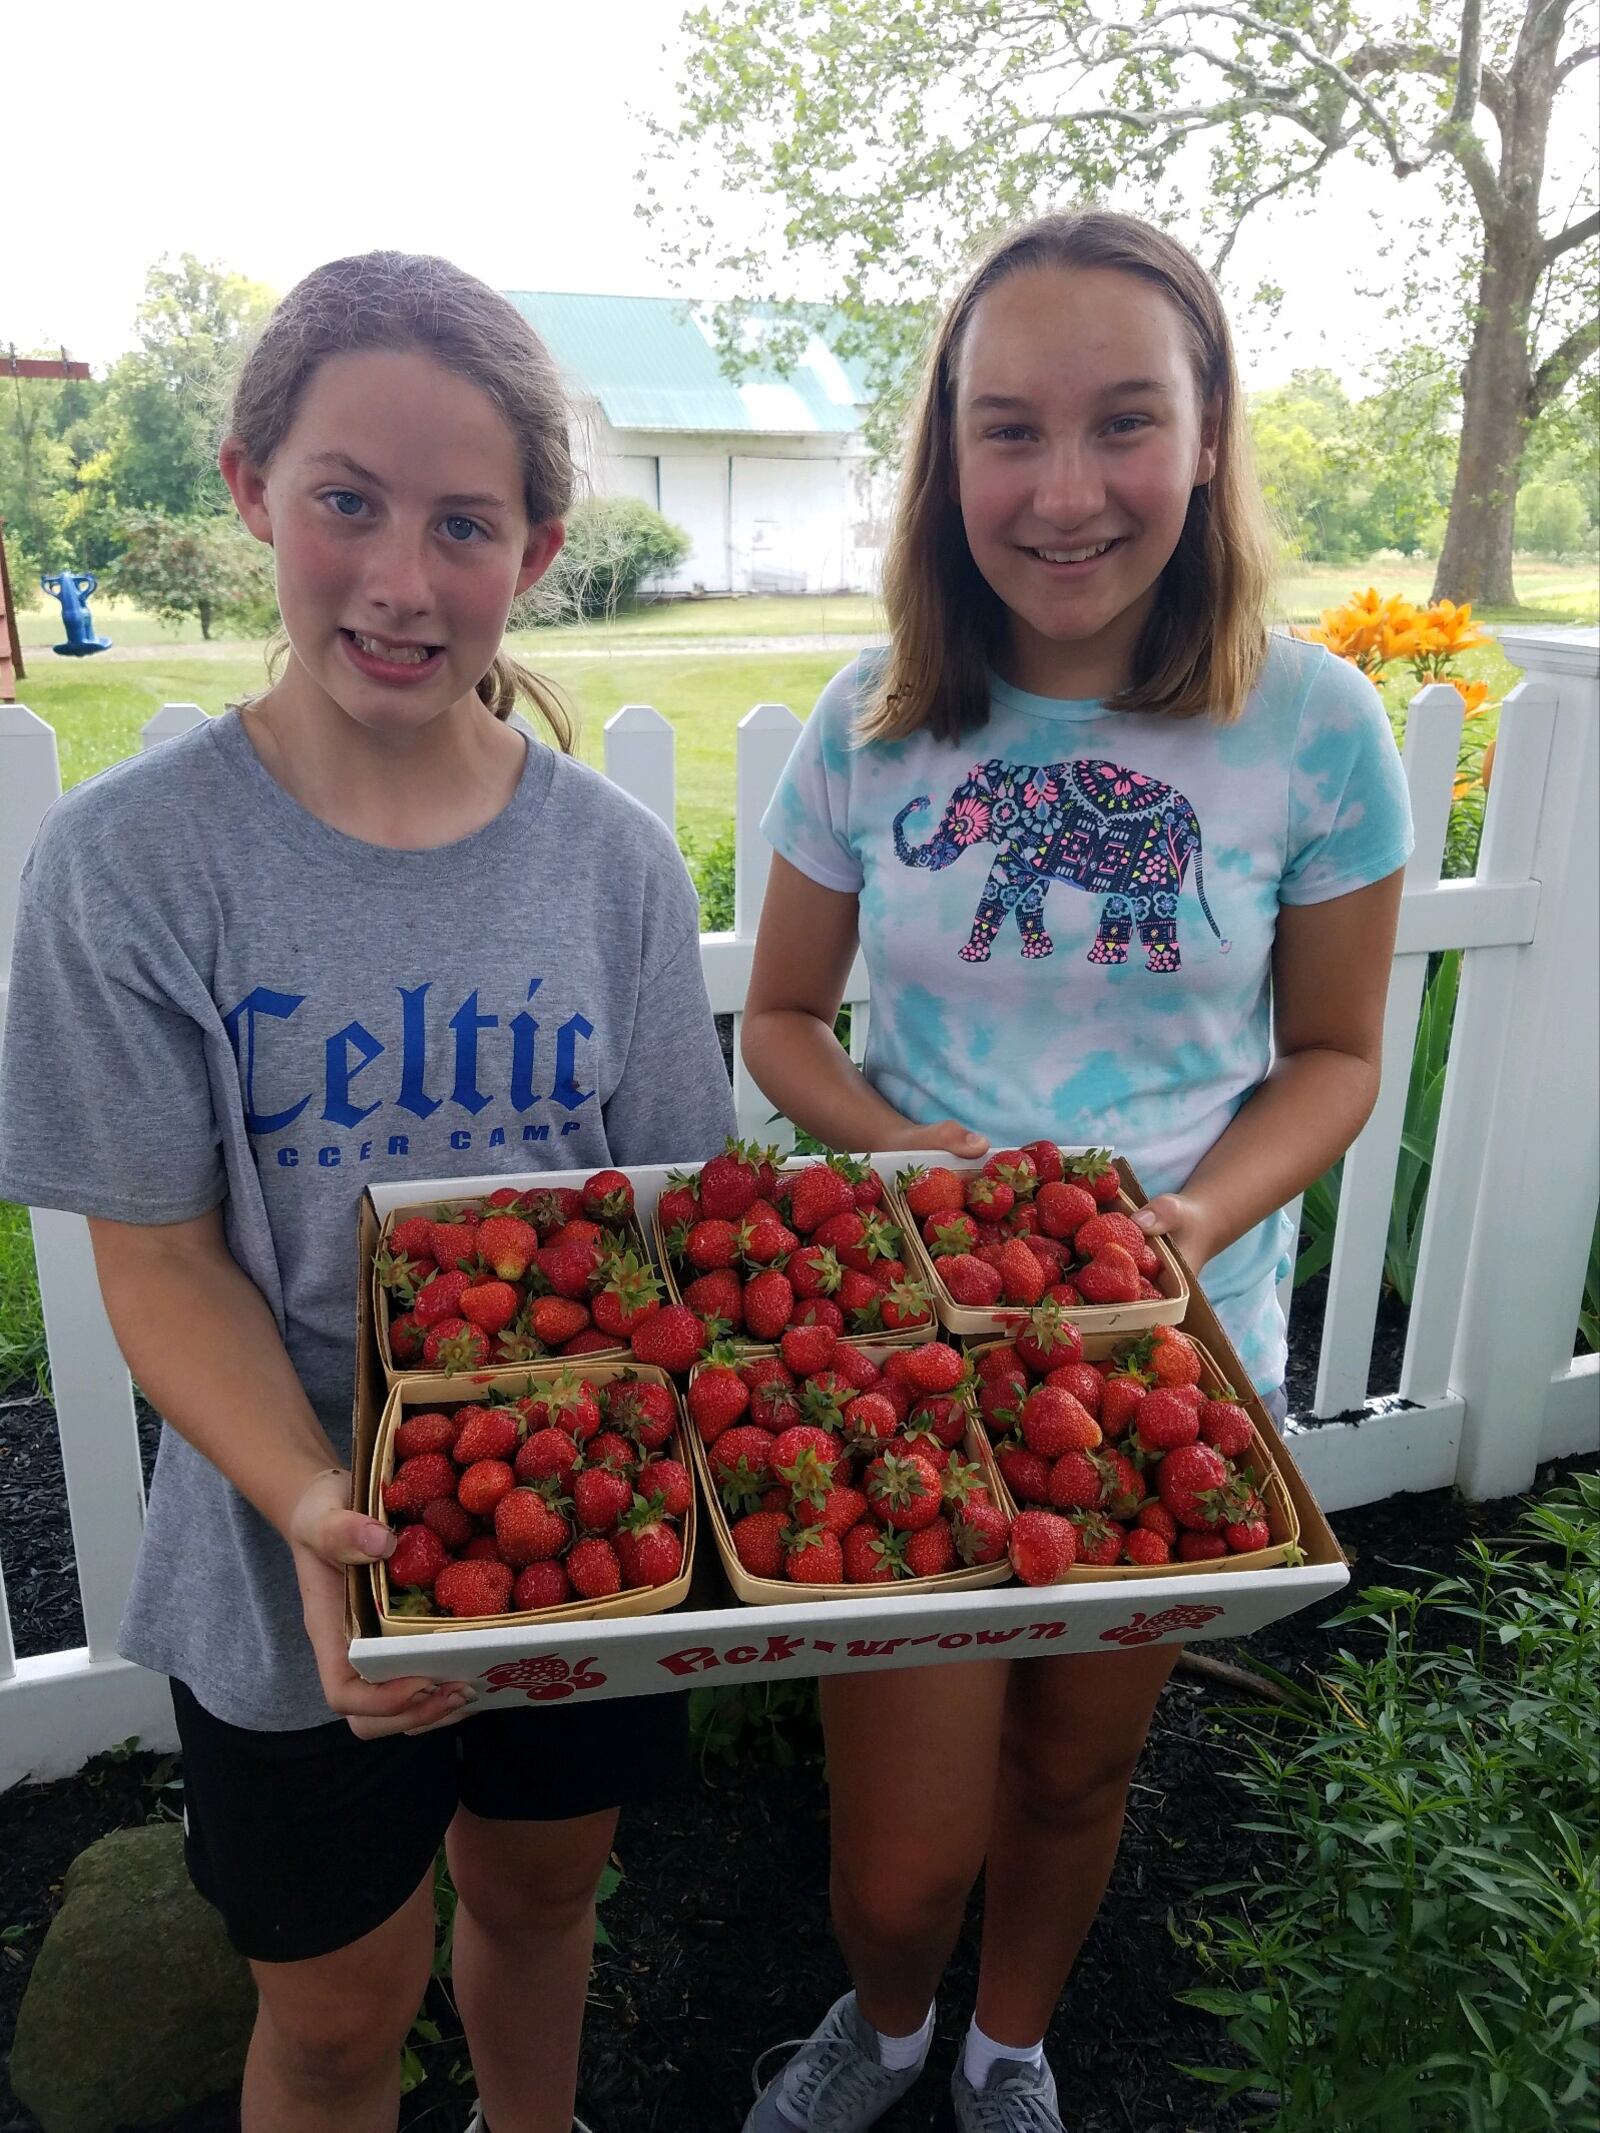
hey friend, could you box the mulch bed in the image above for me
[3,1361,1591,2132]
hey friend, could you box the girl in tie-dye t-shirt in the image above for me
[737,211,1410,2133]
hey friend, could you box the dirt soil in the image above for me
[6,1366,1591,2133]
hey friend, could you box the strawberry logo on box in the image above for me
[1099,1602,1224,1647]
[481,1654,607,1700]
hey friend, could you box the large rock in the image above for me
[9,1823,255,2133]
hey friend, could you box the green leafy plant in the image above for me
[108,511,278,639]
[680,824,736,932]
[1296,951,1459,1304]
[0,1198,49,1396]
[512,496,691,625]
[689,1680,822,1772]
[1579,1210,1599,1355]
[1173,1472,1600,2130]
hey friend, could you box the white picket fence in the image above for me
[0,627,1596,1787]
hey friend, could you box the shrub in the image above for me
[109,512,277,639]
[680,824,736,932]
[1175,1472,1600,2130]
[511,496,691,626]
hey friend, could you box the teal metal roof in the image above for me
[503,292,871,435]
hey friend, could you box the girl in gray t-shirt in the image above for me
[0,250,734,2132]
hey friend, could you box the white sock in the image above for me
[963,2018,1045,2089]
[870,2000,935,2071]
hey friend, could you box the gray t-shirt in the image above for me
[0,709,736,1728]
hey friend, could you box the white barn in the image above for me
[504,292,891,596]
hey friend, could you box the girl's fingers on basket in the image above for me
[294,1539,464,1733]
[911,1117,990,1158]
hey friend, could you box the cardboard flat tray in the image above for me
[888,1151,1188,1339]
[652,1152,935,1353]
[346,1168,1345,1708]
[686,1342,1011,1604]
[366,1361,696,1634]
[971,1333,1301,1579]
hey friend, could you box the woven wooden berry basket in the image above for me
[653,1154,935,1355]
[968,1333,1301,1580]
[372,1194,658,1380]
[368,1361,696,1633]
[685,1342,1012,1605]
[889,1151,1187,1341]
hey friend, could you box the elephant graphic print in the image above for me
[892,757,1229,970]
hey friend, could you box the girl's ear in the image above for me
[515,519,566,600]
[1193,397,1222,489]
[220,437,273,545]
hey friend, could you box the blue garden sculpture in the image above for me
[40,569,111,656]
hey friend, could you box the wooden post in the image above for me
[0,523,24,702]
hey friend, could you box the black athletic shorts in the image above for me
[170,1677,689,1964]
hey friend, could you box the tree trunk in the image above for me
[1431,232,1536,608]
[197,596,213,642]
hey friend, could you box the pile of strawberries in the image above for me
[378,1172,702,1374]
[379,1372,690,1618]
[688,1331,1010,1585]
[658,1141,934,1346]
[895,1144,1170,1314]
[972,1316,1281,1584]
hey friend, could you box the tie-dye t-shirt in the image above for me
[761,630,1412,1395]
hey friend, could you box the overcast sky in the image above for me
[6,0,1594,395]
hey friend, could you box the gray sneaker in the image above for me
[743,1992,929,2131]
[951,2054,1065,2132]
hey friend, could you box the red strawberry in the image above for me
[618,1500,684,1587]
[382,1450,457,1517]
[1047,1449,1105,1511]
[495,1488,572,1563]
[414,1268,475,1327]
[710,1421,776,1486]
[744,1269,796,1342]
[864,1450,942,1531]
[428,1221,479,1271]
[1101,1370,1150,1438]
[1093,1446,1147,1518]
[830,1346,882,1391]
[817,1481,869,1537]
[731,1509,790,1579]
[1136,1499,1180,1542]
[1022,1139,1065,1187]
[997,1238,1047,1307]
[389,1215,436,1259]
[1122,1527,1172,1566]
[996,1444,1052,1504]
[393,1410,458,1461]
[903,1342,965,1395]
[955,1500,1010,1564]
[1075,1248,1141,1306]
[388,1523,451,1589]
[631,1305,708,1375]
[791,1297,845,1335]
[787,1244,843,1300]
[1178,1530,1231,1561]
[655,1173,698,1232]
[984,1147,1038,1198]
[1020,1386,1101,1459]
[421,1318,492,1371]
[433,1558,515,1617]
[528,1296,590,1346]
[1009,1509,1078,1584]
[514,1559,573,1611]
[924,1210,981,1258]
[780,1322,837,1377]
[843,1391,900,1443]
[1224,1499,1272,1553]
[1135,1387,1202,1453]
[741,1214,799,1267]
[462,1535,503,1562]
[604,1376,677,1451]
[1068,1511,1124,1567]
[1015,1302,1085,1375]
[524,1187,585,1237]
[537,1239,599,1301]
[572,1466,634,1533]
[474,1214,539,1280]
[749,1376,804,1433]
[422,1496,473,1550]
[688,1355,750,1444]
[900,1165,967,1219]
[912,1393,972,1449]
[1074,1210,1148,1260]
[878,1279,933,1332]
[639,1456,692,1519]
[941,1254,1004,1307]
[457,1459,516,1518]
[698,1141,762,1222]
[842,1522,905,1584]
[1141,1326,1203,1388]
[684,1217,740,1271]
[1034,1180,1098,1239]
[903,1517,957,1578]
[1156,1442,1230,1529]
[582,1169,634,1221]
[1068,1149,1121,1205]
[1199,1396,1255,1459]
[783,1525,845,1583]
[452,1406,522,1464]
[375,1248,431,1302]
[567,1536,623,1598]
[966,1174,1015,1222]
[484,1187,525,1208]
[515,1427,580,1485]
[771,1423,841,1473]
[683,1267,744,1329]
[387,1310,427,1364]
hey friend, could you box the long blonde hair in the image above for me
[226,251,574,749]
[861,211,1273,743]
